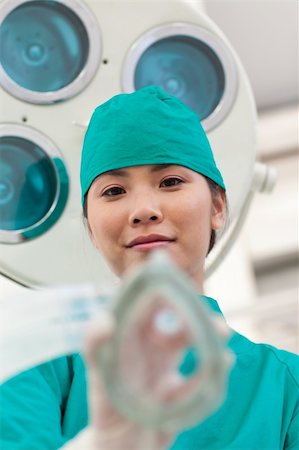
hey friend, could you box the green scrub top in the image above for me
[1,297,298,450]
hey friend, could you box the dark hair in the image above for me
[205,177,227,254]
[83,197,88,219]
[83,176,227,254]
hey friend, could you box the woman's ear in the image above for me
[84,196,98,249]
[211,188,226,231]
[86,220,98,249]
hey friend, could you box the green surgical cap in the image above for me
[80,85,225,204]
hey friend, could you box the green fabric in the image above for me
[1,297,298,450]
[80,86,225,205]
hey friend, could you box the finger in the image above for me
[134,313,191,391]
[83,312,126,429]
[117,302,191,393]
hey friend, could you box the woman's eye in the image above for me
[160,177,183,187]
[102,186,125,197]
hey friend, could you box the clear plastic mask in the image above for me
[97,250,232,431]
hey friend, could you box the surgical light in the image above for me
[0,0,272,287]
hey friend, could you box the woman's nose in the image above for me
[128,196,163,226]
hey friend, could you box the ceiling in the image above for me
[204,0,298,112]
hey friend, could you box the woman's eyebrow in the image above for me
[101,169,129,177]
[151,164,171,172]
[102,165,172,177]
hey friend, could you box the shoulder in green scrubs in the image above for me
[1,297,298,450]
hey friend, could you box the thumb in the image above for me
[83,311,123,428]
[84,310,115,368]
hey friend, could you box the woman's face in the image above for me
[86,164,226,290]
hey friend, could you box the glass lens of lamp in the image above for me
[0,0,89,92]
[0,136,57,231]
[134,35,225,121]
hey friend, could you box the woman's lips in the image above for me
[126,234,175,251]
[130,240,173,251]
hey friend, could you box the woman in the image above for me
[1,86,298,450]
